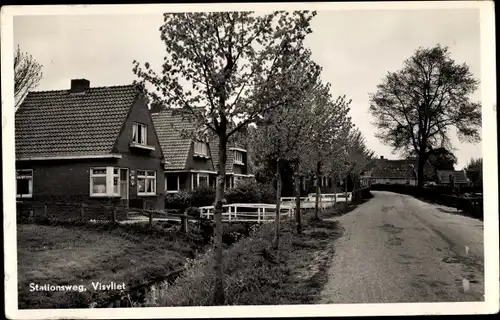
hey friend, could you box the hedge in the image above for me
[165,181,276,213]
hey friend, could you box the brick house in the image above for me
[15,79,165,209]
[151,107,254,192]
[151,108,217,193]
[209,138,254,189]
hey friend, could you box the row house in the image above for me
[150,105,255,194]
[15,79,255,210]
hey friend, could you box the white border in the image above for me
[2,2,498,319]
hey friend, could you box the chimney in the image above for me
[70,79,90,93]
[380,156,384,159]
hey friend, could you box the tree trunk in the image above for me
[417,154,426,189]
[333,175,337,207]
[213,133,227,305]
[314,161,321,220]
[294,162,302,234]
[344,176,348,212]
[274,157,281,250]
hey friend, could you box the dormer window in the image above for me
[132,122,147,145]
[234,150,244,165]
[194,141,209,158]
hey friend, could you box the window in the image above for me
[16,169,33,198]
[166,175,180,193]
[137,170,156,196]
[234,151,244,165]
[90,167,120,197]
[194,141,208,157]
[192,173,209,189]
[132,122,147,145]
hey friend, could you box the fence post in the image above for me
[228,206,232,222]
[234,205,237,220]
[148,210,153,228]
[80,203,85,222]
[181,210,188,233]
[44,204,48,219]
[257,207,261,223]
[111,204,116,223]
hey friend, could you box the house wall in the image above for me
[185,142,215,172]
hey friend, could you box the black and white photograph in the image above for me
[1,1,498,318]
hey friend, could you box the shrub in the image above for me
[225,180,275,204]
[165,190,192,212]
[190,186,217,207]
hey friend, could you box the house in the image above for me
[436,169,470,186]
[209,137,255,189]
[364,156,435,186]
[151,108,217,193]
[15,79,165,209]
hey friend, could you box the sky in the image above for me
[13,7,482,169]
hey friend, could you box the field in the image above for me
[17,221,205,309]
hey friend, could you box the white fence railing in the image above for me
[280,192,352,209]
[199,203,293,223]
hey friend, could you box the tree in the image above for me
[465,157,483,186]
[303,94,352,219]
[426,147,457,170]
[369,44,481,188]
[344,128,374,203]
[133,11,317,305]
[14,46,43,110]
[251,50,322,249]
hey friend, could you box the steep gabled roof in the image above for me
[151,109,198,170]
[15,84,139,159]
[209,138,236,173]
[436,170,469,184]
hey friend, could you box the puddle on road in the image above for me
[442,256,461,264]
[380,223,404,234]
[387,236,403,246]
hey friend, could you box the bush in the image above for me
[165,190,191,212]
[225,180,275,204]
[190,186,217,207]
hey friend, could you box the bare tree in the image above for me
[369,44,481,188]
[14,46,43,110]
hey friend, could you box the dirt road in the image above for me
[320,191,484,303]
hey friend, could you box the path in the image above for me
[320,191,484,303]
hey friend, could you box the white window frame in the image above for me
[137,170,156,196]
[132,122,147,145]
[194,141,209,157]
[90,167,120,197]
[234,151,244,165]
[166,174,180,193]
[192,172,209,189]
[16,169,33,198]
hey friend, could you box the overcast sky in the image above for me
[13,7,482,169]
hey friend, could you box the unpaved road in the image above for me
[320,191,484,303]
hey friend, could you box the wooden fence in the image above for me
[199,203,294,223]
[16,201,129,223]
[280,192,352,209]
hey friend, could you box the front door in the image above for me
[120,168,129,207]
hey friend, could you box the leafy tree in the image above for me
[465,157,483,186]
[369,44,481,188]
[426,147,457,170]
[250,50,321,248]
[344,128,374,203]
[133,11,317,305]
[302,94,352,219]
[14,46,43,110]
